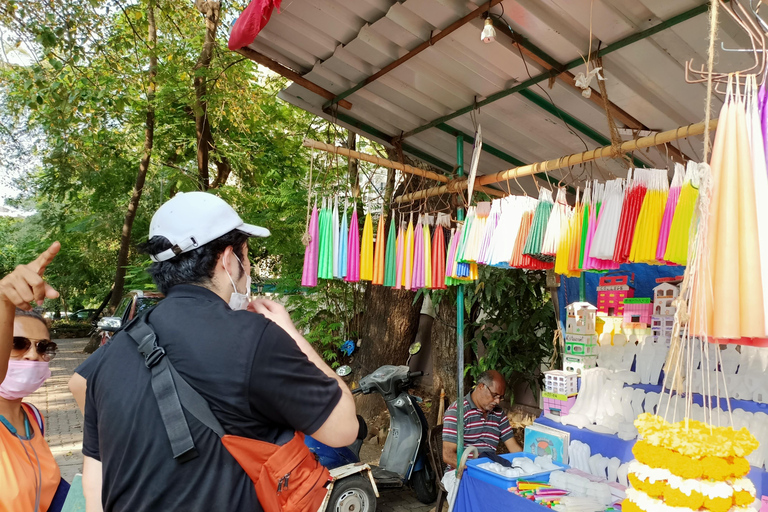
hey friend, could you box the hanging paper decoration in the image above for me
[318,199,334,280]
[331,198,340,278]
[456,206,476,264]
[383,217,397,287]
[523,188,554,260]
[555,205,580,278]
[345,206,360,283]
[301,204,319,287]
[691,75,766,345]
[360,212,374,282]
[629,169,669,264]
[567,190,584,275]
[577,185,591,270]
[423,217,433,289]
[613,171,647,263]
[403,215,415,290]
[478,199,502,265]
[655,164,683,263]
[372,215,386,285]
[411,215,425,290]
[488,195,536,267]
[338,200,348,279]
[394,220,405,290]
[581,182,601,271]
[463,203,490,263]
[751,76,768,335]
[589,178,625,261]
[665,163,700,265]
[432,214,448,290]
[541,188,568,259]
[444,228,460,287]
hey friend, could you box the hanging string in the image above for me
[703,0,720,162]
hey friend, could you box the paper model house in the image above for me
[623,298,653,327]
[596,274,635,316]
[651,315,675,338]
[566,302,597,335]
[653,282,679,316]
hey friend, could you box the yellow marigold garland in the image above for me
[635,413,759,458]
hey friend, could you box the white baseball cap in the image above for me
[149,192,270,262]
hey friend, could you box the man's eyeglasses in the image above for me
[485,386,503,401]
[12,337,58,362]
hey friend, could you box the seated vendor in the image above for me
[442,370,522,468]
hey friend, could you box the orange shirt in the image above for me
[0,403,60,512]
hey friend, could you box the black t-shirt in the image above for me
[81,284,342,512]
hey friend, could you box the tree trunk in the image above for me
[353,285,424,420]
[89,289,113,321]
[428,292,461,426]
[193,0,221,190]
[110,0,157,309]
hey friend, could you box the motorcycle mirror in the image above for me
[336,365,352,377]
[408,342,422,356]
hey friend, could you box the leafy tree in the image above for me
[466,267,556,402]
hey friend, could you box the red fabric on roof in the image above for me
[228,0,282,51]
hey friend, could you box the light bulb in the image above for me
[481,18,496,43]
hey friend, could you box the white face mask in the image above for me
[0,360,51,400]
[225,252,251,311]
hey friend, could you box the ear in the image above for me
[219,246,235,273]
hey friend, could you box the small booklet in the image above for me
[523,423,571,464]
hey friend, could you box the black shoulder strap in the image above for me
[125,312,224,463]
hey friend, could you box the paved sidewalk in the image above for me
[28,337,89,482]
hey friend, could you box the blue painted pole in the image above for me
[456,134,465,467]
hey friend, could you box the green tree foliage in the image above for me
[466,267,556,400]
[0,0,347,309]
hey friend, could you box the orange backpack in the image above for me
[125,313,331,512]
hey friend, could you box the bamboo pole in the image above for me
[302,139,505,198]
[395,119,717,203]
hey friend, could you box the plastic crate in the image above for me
[464,452,569,490]
[544,370,579,395]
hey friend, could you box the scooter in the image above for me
[306,365,438,512]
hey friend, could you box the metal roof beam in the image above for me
[401,3,711,139]
[323,0,504,109]
[236,48,353,110]
[493,22,690,163]
[434,123,576,194]
[518,89,648,168]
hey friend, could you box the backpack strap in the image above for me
[22,403,44,435]
[125,313,224,463]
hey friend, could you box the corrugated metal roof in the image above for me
[243,0,755,189]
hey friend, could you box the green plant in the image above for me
[466,266,556,401]
[285,279,360,368]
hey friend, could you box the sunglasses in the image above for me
[12,337,58,362]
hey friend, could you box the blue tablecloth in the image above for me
[455,472,549,512]
[536,417,636,462]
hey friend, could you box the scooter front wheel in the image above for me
[411,465,438,504]
[326,475,377,512]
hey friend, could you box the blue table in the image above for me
[454,472,550,511]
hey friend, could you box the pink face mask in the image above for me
[0,360,51,400]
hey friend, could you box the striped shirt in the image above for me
[442,393,514,455]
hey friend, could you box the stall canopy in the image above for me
[234,0,752,193]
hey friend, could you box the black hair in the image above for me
[139,229,250,295]
[14,308,50,331]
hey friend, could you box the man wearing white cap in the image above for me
[77,192,357,511]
